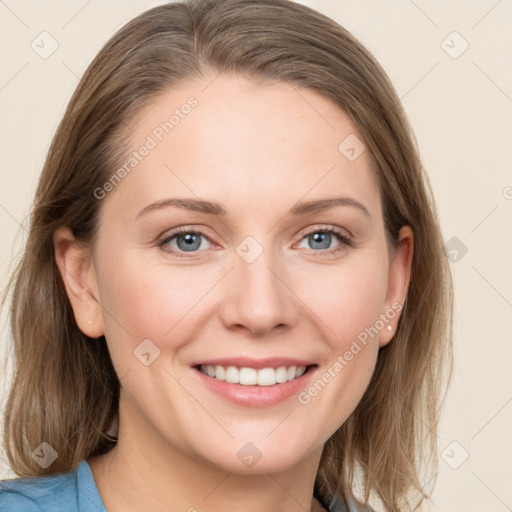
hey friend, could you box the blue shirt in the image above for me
[0,460,106,512]
[0,460,372,512]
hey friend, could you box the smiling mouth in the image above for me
[194,364,317,386]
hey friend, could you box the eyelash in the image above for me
[158,225,353,258]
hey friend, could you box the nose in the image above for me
[218,247,298,337]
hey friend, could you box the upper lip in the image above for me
[191,357,316,369]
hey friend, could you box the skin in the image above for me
[54,74,413,512]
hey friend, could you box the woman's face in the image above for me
[62,74,412,474]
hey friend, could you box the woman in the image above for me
[0,0,453,510]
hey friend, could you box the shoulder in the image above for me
[330,493,375,512]
[0,460,104,512]
[0,469,79,512]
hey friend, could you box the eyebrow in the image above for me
[135,196,371,220]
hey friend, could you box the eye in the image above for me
[159,227,214,257]
[158,225,353,258]
[295,226,353,256]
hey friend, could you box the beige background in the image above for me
[1,1,511,510]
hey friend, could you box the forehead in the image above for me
[100,74,381,220]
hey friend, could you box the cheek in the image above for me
[292,260,388,430]
[95,252,214,365]
[294,256,389,347]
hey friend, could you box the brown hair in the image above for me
[1,1,453,510]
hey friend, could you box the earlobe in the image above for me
[53,226,104,338]
[379,225,414,347]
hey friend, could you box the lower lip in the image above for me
[193,366,317,408]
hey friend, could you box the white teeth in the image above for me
[215,365,226,381]
[276,366,288,383]
[198,364,308,386]
[257,368,275,386]
[296,366,306,377]
[225,365,239,383]
[239,367,257,385]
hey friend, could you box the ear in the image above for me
[54,226,104,338]
[379,225,414,347]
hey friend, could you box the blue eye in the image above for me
[296,227,353,256]
[159,226,353,258]
[304,231,335,250]
[159,229,212,256]
[173,232,203,252]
